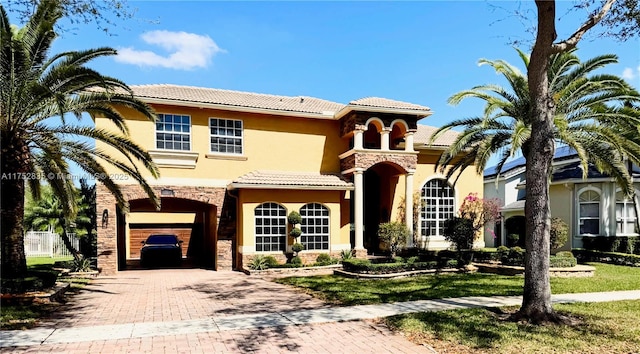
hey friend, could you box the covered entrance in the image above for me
[364,162,406,253]
[117,197,217,270]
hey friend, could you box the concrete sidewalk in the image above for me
[2,290,639,349]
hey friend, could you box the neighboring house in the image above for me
[95,84,482,274]
[484,146,640,250]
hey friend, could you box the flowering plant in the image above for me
[458,193,501,238]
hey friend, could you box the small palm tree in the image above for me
[24,186,87,258]
[432,49,640,194]
[1,0,160,278]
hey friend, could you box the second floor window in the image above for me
[210,118,243,154]
[156,114,191,151]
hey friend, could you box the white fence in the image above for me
[25,230,79,258]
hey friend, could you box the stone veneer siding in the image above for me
[341,152,417,173]
[96,183,227,275]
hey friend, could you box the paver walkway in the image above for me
[2,269,640,353]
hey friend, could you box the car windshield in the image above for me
[145,235,179,244]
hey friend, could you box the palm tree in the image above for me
[430,48,640,322]
[1,0,160,278]
[24,186,87,258]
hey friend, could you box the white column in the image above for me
[354,169,365,250]
[380,129,391,150]
[405,171,414,247]
[353,128,364,150]
[404,132,415,152]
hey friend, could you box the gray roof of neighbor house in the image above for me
[484,146,577,178]
[229,171,354,190]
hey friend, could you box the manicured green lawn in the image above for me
[26,256,72,266]
[275,263,640,305]
[384,300,640,353]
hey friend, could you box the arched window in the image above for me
[578,189,600,235]
[300,203,330,250]
[255,203,287,252]
[616,190,638,235]
[420,179,455,237]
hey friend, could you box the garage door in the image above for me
[129,226,192,259]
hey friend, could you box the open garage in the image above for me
[117,197,218,270]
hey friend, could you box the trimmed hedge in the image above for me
[581,236,640,255]
[341,258,458,274]
[573,249,640,267]
[549,255,577,268]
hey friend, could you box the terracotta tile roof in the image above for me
[349,97,431,112]
[229,171,354,190]
[413,125,459,147]
[129,84,344,115]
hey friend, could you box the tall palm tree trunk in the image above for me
[516,0,559,323]
[1,136,29,278]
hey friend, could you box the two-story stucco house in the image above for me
[95,84,483,275]
[484,146,640,250]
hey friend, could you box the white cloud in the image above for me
[621,65,640,81]
[115,30,225,70]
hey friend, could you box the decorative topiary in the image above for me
[292,242,305,255]
[288,211,302,225]
[290,256,303,265]
[289,227,302,238]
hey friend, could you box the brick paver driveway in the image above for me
[13,269,428,353]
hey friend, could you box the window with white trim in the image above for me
[300,203,330,250]
[156,114,191,150]
[578,190,600,235]
[209,118,243,154]
[616,190,638,234]
[255,203,286,252]
[420,179,455,237]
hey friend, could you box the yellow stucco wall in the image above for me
[95,104,348,182]
[237,189,349,253]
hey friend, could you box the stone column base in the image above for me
[353,248,368,258]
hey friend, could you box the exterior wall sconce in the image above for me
[161,188,175,197]
[101,209,109,229]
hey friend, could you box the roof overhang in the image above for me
[227,183,354,191]
[139,97,338,120]
[334,105,433,120]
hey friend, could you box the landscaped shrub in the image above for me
[263,255,279,268]
[573,249,640,267]
[377,222,409,257]
[499,246,525,266]
[314,253,336,266]
[555,251,574,258]
[248,255,269,270]
[289,228,302,238]
[582,236,640,254]
[341,258,458,274]
[507,234,520,247]
[549,255,577,268]
[71,255,93,272]
[550,217,569,250]
[443,217,475,251]
[405,256,420,266]
[290,256,303,265]
[473,249,501,262]
[340,249,354,260]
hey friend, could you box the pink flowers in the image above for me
[458,193,502,235]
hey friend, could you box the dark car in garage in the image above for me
[140,234,183,267]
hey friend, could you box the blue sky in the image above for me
[8,1,640,174]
